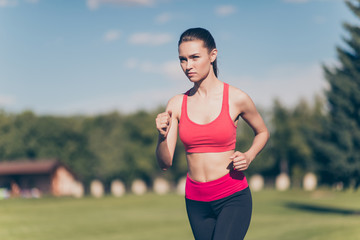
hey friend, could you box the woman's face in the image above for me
[178,40,217,82]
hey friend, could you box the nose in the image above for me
[186,60,193,70]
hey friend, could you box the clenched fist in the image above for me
[230,151,251,171]
[156,110,172,139]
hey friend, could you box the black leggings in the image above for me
[185,187,252,240]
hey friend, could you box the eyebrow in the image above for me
[179,53,200,59]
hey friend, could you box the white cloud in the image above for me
[226,62,327,108]
[125,58,184,80]
[103,30,121,42]
[0,0,38,7]
[155,12,172,24]
[0,0,18,7]
[87,0,155,10]
[125,58,139,69]
[128,32,173,46]
[0,95,16,106]
[215,5,236,17]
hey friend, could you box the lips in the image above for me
[187,72,196,77]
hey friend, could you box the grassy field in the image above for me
[0,189,359,240]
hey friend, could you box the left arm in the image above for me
[231,91,270,171]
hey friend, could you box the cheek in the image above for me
[198,59,211,72]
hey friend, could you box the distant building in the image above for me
[0,159,81,197]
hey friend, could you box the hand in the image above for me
[155,110,172,139]
[230,151,251,171]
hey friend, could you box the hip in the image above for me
[185,170,248,202]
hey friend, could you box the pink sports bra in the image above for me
[179,83,237,153]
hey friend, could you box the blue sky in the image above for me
[0,0,356,115]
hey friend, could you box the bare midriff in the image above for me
[186,150,235,182]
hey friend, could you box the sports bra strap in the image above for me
[222,82,229,112]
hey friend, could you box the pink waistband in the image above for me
[185,171,248,202]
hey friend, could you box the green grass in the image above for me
[248,189,360,240]
[0,189,359,240]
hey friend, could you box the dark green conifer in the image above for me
[316,0,360,189]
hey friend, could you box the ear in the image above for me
[210,48,218,63]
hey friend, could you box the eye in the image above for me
[179,57,186,62]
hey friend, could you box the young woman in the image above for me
[155,27,269,240]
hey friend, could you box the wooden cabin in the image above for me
[0,159,81,197]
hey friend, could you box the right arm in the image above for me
[155,95,181,170]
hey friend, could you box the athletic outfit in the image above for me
[178,83,252,240]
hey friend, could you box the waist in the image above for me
[185,170,248,202]
[186,151,234,182]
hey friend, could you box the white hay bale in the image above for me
[303,173,317,191]
[31,188,41,198]
[334,182,343,191]
[249,174,264,192]
[90,180,104,198]
[72,181,84,198]
[153,178,170,195]
[275,173,290,191]
[131,179,147,195]
[0,188,10,200]
[111,180,126,197]
[176,176,187,195]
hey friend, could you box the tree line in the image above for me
[0,93,352,190]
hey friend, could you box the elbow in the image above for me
[157,157,173,171]
[160,162,172,171]
[261,126,270,140]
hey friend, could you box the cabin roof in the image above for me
[0,159,62,175]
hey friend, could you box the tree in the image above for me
[315,0,360,189]
[268,98,326,186]
[122,110,163,186]
[82,112,128,184]
[270,100,292,176]
[236,107,276,178]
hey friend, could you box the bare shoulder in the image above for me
[228,84,253,107]
[166,94,184,119]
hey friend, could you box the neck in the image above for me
[192,75,222,97]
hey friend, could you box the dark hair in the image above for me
[178,27,218,77]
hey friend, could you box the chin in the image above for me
[187,77,202,83]
[188,79,200,84]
